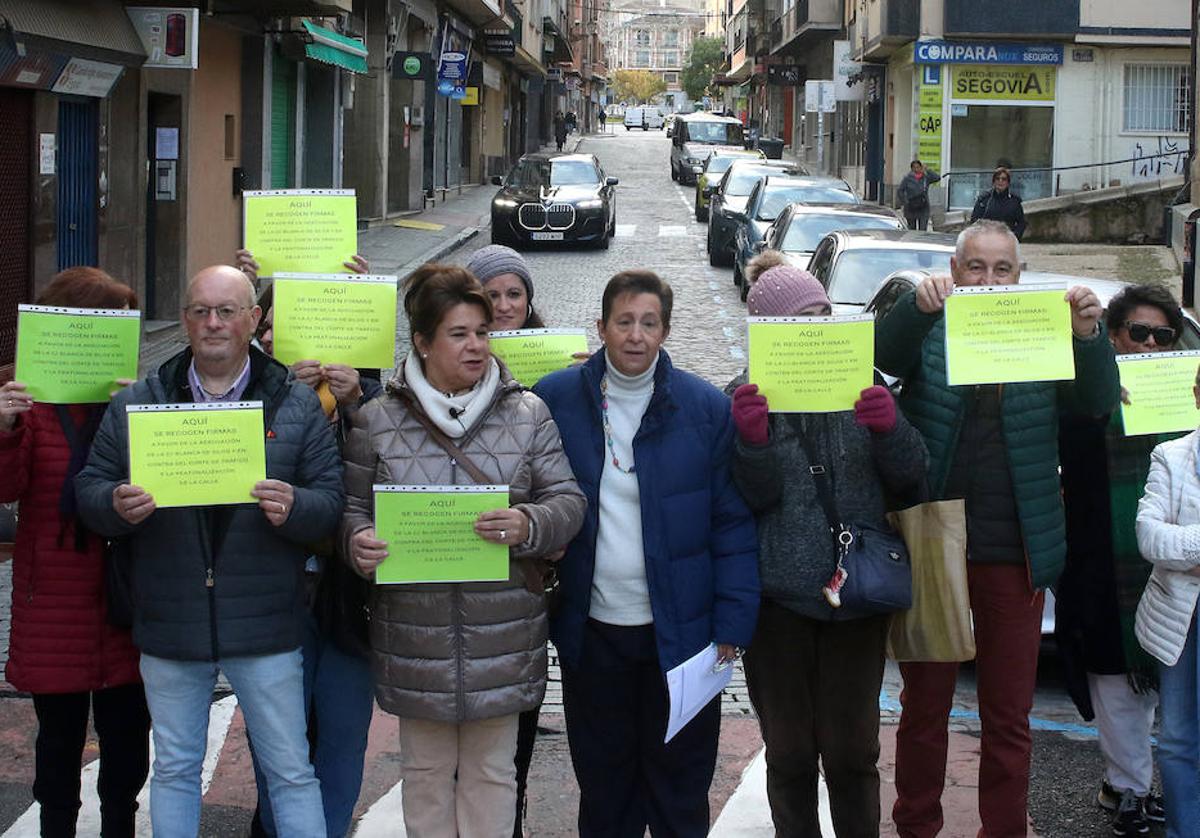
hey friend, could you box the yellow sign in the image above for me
[374,485,511,584]
[943,286,1074,386]
[242,189,358,278]
[272,273,398,368]
[1118,351,1200,436]
[461,86,479,106]
[951,65,1056,102]
[747,316,875,413]
[15,305,140,404]
[917,80,943,169]
[127,402,266,507]
[489,329,589,386]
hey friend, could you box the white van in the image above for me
[623,106,664,131]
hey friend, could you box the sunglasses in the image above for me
[1124,321,1177,345]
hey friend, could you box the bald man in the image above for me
[76,265,343,837]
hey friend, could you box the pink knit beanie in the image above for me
[746,265,830,316]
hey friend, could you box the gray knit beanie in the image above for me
[465,245,534,299]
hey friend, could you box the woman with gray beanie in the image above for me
[466,244,546,331]
[727,255,928,836]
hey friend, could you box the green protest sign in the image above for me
[1118,351,1200,436]
[242,189,358,277]
[943,285,1074,386]
[747,316,875,412]
[489,328,588,386]
[272,273,398,368]
[15,305,140,403]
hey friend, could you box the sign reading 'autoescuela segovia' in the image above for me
[914,40,1064,66]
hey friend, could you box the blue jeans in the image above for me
[140,650,325,838]
[253,615,375,837]
[1158,612,1200,838]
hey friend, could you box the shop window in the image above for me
[1123,64,1190,134]
[948,104,1054,208]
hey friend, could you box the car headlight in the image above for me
[685,157,700,165]
[493,198,518,208]
[576,199,604,209]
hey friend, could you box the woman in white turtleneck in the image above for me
[532,270,760,838]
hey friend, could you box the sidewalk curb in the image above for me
[399,224,483,275]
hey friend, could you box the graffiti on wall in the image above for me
[1129,136,1189,179]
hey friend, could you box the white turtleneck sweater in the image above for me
[590,352,657,626]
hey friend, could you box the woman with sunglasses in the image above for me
[1057,283,1184,835]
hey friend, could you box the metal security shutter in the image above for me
[0,88,31,365]
[270,53,297,189]
[57,98,99,270]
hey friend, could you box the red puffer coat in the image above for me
[0,403,141,694]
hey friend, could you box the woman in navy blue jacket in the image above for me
[533,270,760,837]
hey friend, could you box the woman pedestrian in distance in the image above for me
[236,249,379,838]
[342,264,586,838]
[531,270,760,837]
[554,111,568,153]
[1057,284,1183,836]
[728,259,927,837]
[1134,369,1200,838]
[970,166,1027,240]
[0,268,150,837]
[897,159,940,231]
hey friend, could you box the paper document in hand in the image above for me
[665,643,731,743]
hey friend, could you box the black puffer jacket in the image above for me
[970,188,1027,239]
[75,347,344,661]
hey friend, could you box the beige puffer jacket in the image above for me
[340,365,586,722]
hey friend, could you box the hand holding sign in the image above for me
[113,483,156,526]
[915,275,956,314]
[1066,285,1102,338]
[251,479,295,526]
[351,527,389,577]
[0,381,34,432]
[473,507,530,547]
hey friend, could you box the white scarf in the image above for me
[402,350,502,439]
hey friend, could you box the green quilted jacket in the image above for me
[875,290,1119,590]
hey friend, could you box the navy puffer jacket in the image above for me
[75,347,344,661]
[533,350,760,673]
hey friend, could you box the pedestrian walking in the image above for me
[970,166,1027,240]
[876,220,1119,838]
[532,271,760,837]
[0,268,151,838]
[1135,407,1200,838]
[76,265,343,838]
[235,248,379,838]
[1057,284,1182,836]
[554,111,568,152]
[597,105,606,133]
[341,263,586,838]
[897,159,940,231]
[728,259,928,836]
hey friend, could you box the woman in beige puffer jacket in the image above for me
[340,264,585,838]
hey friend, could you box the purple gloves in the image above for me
[854,385,897,434]
[732,384,770,446]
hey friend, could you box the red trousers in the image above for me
[893,562,1044,838]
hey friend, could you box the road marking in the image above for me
[707,747,834,837]
[352,779,408,836]
[615,224,637,237]
[659,225,688,237]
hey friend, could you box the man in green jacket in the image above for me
[876,220,1119,838]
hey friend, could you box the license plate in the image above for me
[531,232,564,241]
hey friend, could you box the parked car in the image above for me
[743,203,907,296]
[670,112,746,184]
[624,106,664,131]
[489,152,618,250]
[694,149,768,222]
[804,228,957,313]
[729,178,861,294]
[705,160,805,267]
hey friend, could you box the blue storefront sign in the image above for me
[914,40,1063,66]
[436,18,471,97]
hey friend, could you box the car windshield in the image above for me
[687,121,744,144]
[706,155,755,175]
[727,167,780,196]
[829,247,954,305]
[782,215,903,251]
[757,187,857,219]
[508,160,598,188]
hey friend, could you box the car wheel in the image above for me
[708,232,721,267]
[733,265,743,287]
[670,163,678,182]
[715,246,733,268]
[597,232,611,250]
[740,280,749,302]
[608,215,616,237]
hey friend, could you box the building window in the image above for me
[664,28,679,47]
[635,50,650,67]
[634,29,650,47]
[662,50,679,67]
[663,71,678,84]
[1123,64,1190,133]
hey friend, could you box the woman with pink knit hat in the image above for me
[727,254,929,836]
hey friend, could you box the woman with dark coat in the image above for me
[970,166,1027,240]
[0,268,150,837]
[554,112,569,152]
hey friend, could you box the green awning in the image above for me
[302,19,368,74]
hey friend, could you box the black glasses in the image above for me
[183,304,249,323]
[1124,321,1177,345]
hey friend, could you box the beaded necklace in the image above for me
[600,374,638,474]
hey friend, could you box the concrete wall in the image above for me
[1079,0,1189,30]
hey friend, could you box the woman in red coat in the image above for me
[0,268,149,837]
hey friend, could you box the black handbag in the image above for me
[794,422,913,615]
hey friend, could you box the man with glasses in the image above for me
[76,265,343,837]
[876,220,1119,837]
[1056,283,1185,835]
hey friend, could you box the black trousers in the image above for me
[512,704,540,837]
[31,683,151,838]
[562,619,720,838]
[743,600,889,838]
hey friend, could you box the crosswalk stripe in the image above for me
[706,747,833,836]
[658,225,688,237]
[615,224,637,237]
[352,780,407,837]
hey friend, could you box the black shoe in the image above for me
[1098,781,1121,811]
[1142,792,1165,824]
[1112,790,1150,836]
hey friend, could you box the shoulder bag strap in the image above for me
[789,417,847,557]
[395,390,492,485]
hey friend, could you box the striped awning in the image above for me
[301,19,368,73]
